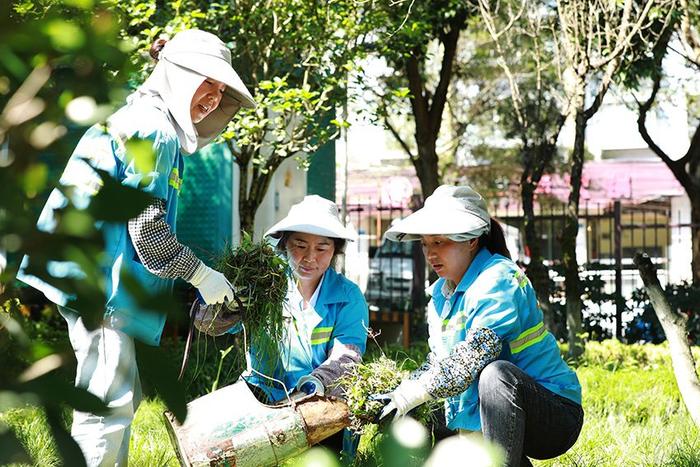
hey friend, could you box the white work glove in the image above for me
[295,374,325,396]
[188,263,235,305]
[375,379,432,421]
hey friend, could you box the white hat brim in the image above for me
[165,53,256,109]
[265,219,357,242]
[384,206,489,242]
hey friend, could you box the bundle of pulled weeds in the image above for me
[337,354,438,434]
[192,233,288,382]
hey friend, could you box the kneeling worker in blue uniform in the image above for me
[373,185,583,467]
[238,195,368,458]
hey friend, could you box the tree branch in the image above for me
[429,11,468,137]
[384,115,417,163]
[636,73,692,191]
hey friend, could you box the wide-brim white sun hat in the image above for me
[162,30,255,108]
[384,185,491,242]
[130,29,255,154]
[265,195,357,241]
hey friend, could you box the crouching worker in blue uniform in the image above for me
[16,29,256,466]
[248,195,369,459]
[372,185,583,467]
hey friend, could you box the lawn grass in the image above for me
[2,341,699,466]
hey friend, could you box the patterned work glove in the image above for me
[193,301,242,336]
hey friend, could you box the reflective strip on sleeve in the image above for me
[513,270,529,289]
[169,168,182,190]
[509,321,547,354]
[310,326,333,345]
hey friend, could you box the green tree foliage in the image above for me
[554,0,678,358]
[111,0,364,232]
[1,2,190,464]
[357,0,475,199]
[623,0,700,285]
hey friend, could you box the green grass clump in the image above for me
[339,354,437,433]
[212,233,288,346]
[189,234,288,390]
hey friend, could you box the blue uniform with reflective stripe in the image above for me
[245,267,369,402]
[427,248,581,431]
[17,98,183,346]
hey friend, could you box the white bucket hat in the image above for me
[129,29,256,154]
[384,185,491,242]
[264,195,357,241]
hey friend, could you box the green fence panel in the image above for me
[177,143,233,265]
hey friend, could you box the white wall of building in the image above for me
[231,156,307,244]
[668,194,693,283]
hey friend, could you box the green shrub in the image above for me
[577,339,700,371]
[628,281,700,344]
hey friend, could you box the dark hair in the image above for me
[149,38,168,61]
[276,231,346,267]
[477,217,511,259]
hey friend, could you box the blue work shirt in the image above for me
[427,248,582,431]
[244,267,369,403]
[17,97,183,346]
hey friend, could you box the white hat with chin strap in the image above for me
[264,195,357,241]
[384,185,491,242]
[130,29,255,154]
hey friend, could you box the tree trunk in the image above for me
[692,196,700,286]
[522,183,556,335]
[412,144,441,199]
[634,252,700,428]
[237,159,255,235]
[563,106,587,359]
[239,197,256,236]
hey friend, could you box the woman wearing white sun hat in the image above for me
[17,29,254,466]
[245,195,369,457]
[372,185,583,467]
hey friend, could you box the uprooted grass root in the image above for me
[189,233,288,390]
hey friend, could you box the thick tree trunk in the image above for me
[563,106,587,359]
[692,199,700,285]
[522,182,556,335]
[413,145,441,199]
[634,252,700,428]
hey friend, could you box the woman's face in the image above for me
[190,78,226,124]
[421,235,479,284]
[286,232,335,286]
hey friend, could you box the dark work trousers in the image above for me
[478,360,584,467]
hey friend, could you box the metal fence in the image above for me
[343,195,686,341]
[492,199,675,339]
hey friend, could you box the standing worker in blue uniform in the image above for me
[373,185,583,467]
[17,29,255,466]
[249,195,369,457]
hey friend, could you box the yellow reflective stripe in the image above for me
[311,326,333,345]
[510,322,547,354]
[169,168,182,190]
[514,270,529,289]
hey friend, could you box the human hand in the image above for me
[295,374,325,396]
[188,263,234,305]
[193,302,241,336]
[371,379,432,421]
